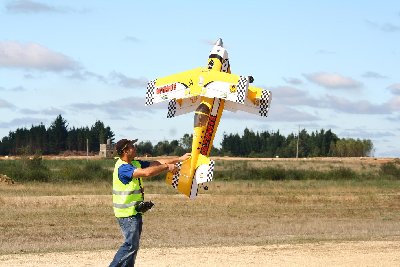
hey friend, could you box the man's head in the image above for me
[115,138,138,156]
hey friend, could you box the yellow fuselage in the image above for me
[187,54,229,179]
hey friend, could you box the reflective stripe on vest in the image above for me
[112,159,144,218]
[112,189,143,195]
[113,201,140,209]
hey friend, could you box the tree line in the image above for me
[0,115,114,155]
[0,115,373,157]
[219,128,373,157]
[138,128,373,158]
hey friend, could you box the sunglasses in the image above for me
[121,143,137,151]
[120,142,137,153]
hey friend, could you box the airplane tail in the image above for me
[166,154,214,199]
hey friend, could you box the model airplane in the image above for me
[145,38,272,199]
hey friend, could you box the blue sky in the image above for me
[0,1,399,157]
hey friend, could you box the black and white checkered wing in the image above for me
[205,160,215,183]
[171,162,182,189]
[167,99,177,118]
[259,90,271,117]
[145,80,156,106]
[235,76,248,104]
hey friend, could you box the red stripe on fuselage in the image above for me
[200,99,221,155]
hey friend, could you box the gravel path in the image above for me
[1,241,399,267]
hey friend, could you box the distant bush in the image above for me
[1,158,113,182]
[380,162,400,179]
[51,160,111,182]
[327,167,357,180]
[1,155,50,182]
[214,164,360,181]
[1,158,399,183]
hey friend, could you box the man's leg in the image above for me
[109,215,143,267]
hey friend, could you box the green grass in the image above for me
[0,157,399,255]
[1,179,399,255]
[214,159,399,181]
[0,157,114,182]
[1,157,399,184]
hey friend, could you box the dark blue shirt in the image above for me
[118,160,151,185]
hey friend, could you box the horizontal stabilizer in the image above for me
[225,86,272,117]
[165,155,214,199]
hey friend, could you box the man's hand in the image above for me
[135,201,154,213]
[154,153,191,170]
[166,163,178,174]
[178,153,191,162]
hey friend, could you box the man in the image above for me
[109,138,190,267]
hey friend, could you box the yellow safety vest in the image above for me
[112,159,144,217]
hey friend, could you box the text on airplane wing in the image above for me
[146,67,247,104]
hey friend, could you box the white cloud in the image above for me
[388,96,400,111]
[316,49,335,55]
[267,105,319,122]
[221,104,319,122]
[326,95,390,114]
[272,86,305,98]
[381,23,400,32]
[0,41,79,72]
[283,77,303,85]
[366,20,400,33]
[362,71,388,79]
[387,83,400,95]
[67,70,107,83]
[110,72,148,88]
[0,98,15,109]
[10,86,27,92]
[304,72,362,90]
[0,116,45,129]
[340,128,396,139]
[271,86,319,106]
[0,85,31,92]
[6,0,72,14]
[379,147,400,157]
[19,107,64,115]
[387,114,400,121]
[69,97,164,116]
[123,36,141,43]
[241,86,394,116]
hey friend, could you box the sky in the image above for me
[0,0,399,157]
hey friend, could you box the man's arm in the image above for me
[132,163,175,178]
[133,153,191,178]
[149,153,191,166]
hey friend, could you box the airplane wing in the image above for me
[146,68,271,117]
[225,86,272,117]
[145,67,246,104]
[145,68,202,106]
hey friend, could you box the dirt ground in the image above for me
[1,241,399,267]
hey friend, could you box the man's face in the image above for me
[124,144,137,158]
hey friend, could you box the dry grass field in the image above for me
[0,157,399,266]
